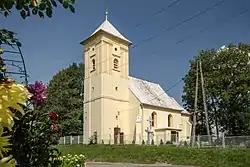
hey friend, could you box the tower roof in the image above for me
[90,19,131,43]
[82,11,131,44]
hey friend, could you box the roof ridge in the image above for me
[130,76,160,86]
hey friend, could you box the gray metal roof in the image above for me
[129,77,190,114]
[90,19,131,43]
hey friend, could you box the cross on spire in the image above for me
[105,8,108,21]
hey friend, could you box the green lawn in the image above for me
[58,144,250,167]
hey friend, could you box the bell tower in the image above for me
[81,11,132,143]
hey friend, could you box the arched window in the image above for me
[168,114,173,127]
[92,59,96,70]
[151,112,157,127]
[113,58,119,69]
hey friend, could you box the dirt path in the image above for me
[87,162,198,167]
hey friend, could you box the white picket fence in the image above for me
[59,134,250,148]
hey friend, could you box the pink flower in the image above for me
[27,81,47,105]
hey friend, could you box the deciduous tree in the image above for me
[183,43,250,136]
[43,62,84,136]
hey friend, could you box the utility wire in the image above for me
[82,6,250,113]
[132,0,225,48]
[166,79,183,92]
[135,0,182,28]
[61,0,183,69]
[84,75,184,113]
[67,0,233,114]
[175,8,250,44]
[63,0,225,71]
[69,1,247,83]
[84,0,226,72]
[149,7,250,59]
[65,2,248,114]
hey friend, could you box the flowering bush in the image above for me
[27,81,46,106]
[10,81,62,166]
[57,154,86,167]
[0,50,31,166]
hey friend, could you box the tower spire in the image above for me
[105,8,108,21]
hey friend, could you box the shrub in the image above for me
[9,81,62,167]
[58,154,86,167]
[160,139,164,145]
[151,139,154,145]
[0,53,31,166]
[142,140,145,145]
[93,131,97,144]
[245,140,250,148]
[178,140,188,147]
[10,110,61,167]
[166,141,172,145]
[132,140,135,145]
[88,137,94,145]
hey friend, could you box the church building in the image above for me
[81,13,192,144]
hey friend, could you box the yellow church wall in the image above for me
[124,90,192,144]
[142,105,182,129]
[140,105,191,143]
[83,29,131,144]
[127,90,142,144]
[101,98,129,143]
[181,114,192,141]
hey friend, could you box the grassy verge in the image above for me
[58,144,250,167]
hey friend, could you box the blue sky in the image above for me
[1,0,250,104]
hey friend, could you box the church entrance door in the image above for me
[171,131,179,143]
[119,132,124,144]
[114,127,120,145]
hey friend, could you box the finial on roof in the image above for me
[105,7,108,21]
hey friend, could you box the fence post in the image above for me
[70,136,72,145]
[164,131,166,143]
[109,134,111,145]
[139,134,141,145]
[197,135,200,148]
[222,133,225,148]
[63,136,66,145]
[77,135,80,144]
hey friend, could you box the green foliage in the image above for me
[59,145,250,167]
[58,154,86,167]
[42,63,84,136]
[0,0,76,47]
[166,141,172,145]
[160,139,164,145]
[182,43,250,136]
[0,29,21,46]
[0,155,16,167]
[0,0,75,19]
[151,139,154,145]
[10,109,61,167]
